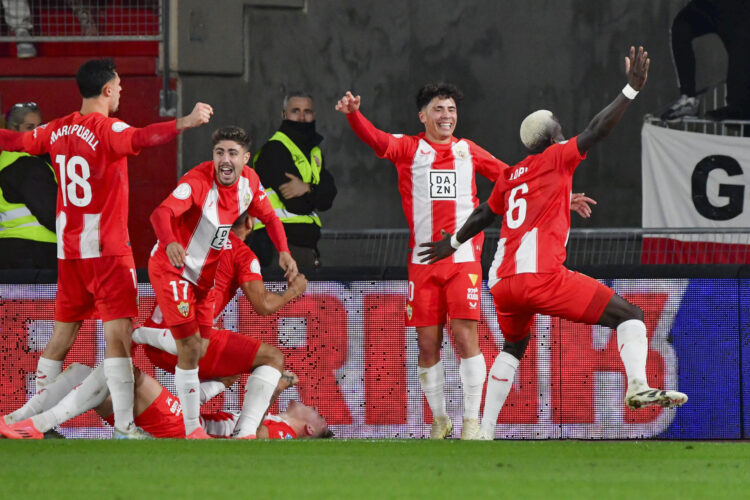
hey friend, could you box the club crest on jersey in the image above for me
[406,304,413,320]
[454,142,469,159]
[468,274,478,286]
[243,193,252,208]
[429,170,456,199]
[177,301,190,317]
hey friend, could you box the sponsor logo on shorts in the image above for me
[469,301,477,309]
[405,304,413,320]
[178,301,190,317]
[468,274,478,286]
[466,287,479,302]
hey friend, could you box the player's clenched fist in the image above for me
[335,91,361,114]
[177,102,214,130]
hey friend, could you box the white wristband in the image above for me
[450,234,462,250]
[622,84,639,100]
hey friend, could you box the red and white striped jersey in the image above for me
[487,136,586,286]
[22,112,141,259]
[152,161,275,289]
[383,133,504,264]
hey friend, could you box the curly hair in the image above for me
[211,126,251,149]
[415,82,463,111]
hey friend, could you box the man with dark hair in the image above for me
[148,125,298,438]
[250,91,337,268]
[335,83,506,440]
[420,47,688,440]
[0,57,212,439]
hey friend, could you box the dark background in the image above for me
[172,0,727,229]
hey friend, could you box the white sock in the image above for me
[200,380,226,404]
[32,364,109,433]
[459,354,486,420]
[35,357,63,392]
[103,357,135,431]
[175,367,201,434]
[616,319,649,389]
[234,366,282,438]
[418,361,447,418]
[6,363,92,424]
[131,326,178,355]
[480,351,519,437]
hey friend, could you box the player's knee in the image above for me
[503,338,529,361]
[262,344,284,372]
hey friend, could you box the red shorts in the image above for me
[105,386,184,438]
[148,254,214,337]
[406,261,482,327]
[55,254,138,322]
[490,269,614,342]
[143,329,261,379]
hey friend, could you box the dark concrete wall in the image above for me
[177,0,727,228]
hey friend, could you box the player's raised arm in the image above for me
[176,102,213,131]
[418,202,498,264]
[336,91,390,157]
[576,46,650,154]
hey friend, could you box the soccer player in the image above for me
[133,211,307,438]
[418,46,688,440]
[0,363,330,439]
[148,125,298,438]
[335,84,507,439]
[0,58,212,438]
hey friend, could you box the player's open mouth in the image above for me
[438,122,453,129]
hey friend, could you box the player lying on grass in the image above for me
[0,362,330,439]
[418,46,687,440]
[133,211,308,439]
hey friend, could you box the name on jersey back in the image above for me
[49,124,99,151]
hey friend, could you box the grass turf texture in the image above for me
[1,440,748,499]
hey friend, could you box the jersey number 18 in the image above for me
[56,155,92,208]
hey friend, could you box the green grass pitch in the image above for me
[1,440,748,499]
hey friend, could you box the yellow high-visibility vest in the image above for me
[253,131,322,229]
[0,151,56,243]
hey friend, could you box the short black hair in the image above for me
[232,211,250,228]
[415,82,463,111]
[76,58,117,98]
[211,126,251,150]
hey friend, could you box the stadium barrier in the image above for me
[1,266,748,439]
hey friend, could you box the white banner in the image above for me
[642,122,750,229]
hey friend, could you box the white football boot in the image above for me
[429,415,453,439]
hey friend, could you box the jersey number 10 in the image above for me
[56,155,92,208]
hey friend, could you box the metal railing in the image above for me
[648,81,750,136]
[0,0,162,41]
[316,228,750,268]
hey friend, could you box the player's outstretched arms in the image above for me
[577,46,650,154]
[418,202,498,264]
[335,91,361,114]
[241,273,307,316]
[0,129,26,151]
[571,192,597,218]
[176,102,213,131]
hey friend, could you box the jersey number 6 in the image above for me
[506,183,528,229]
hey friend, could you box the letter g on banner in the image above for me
[691,155,744,220]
